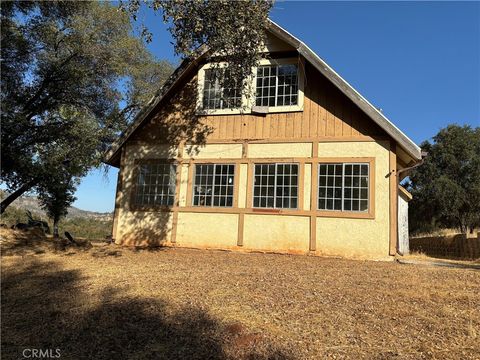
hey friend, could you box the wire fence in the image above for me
[410,233,480,260]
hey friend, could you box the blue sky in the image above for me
[73,1,480,212]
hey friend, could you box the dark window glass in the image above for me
[135,163,176,206]
[253,163,298,209]
[193,164,235,207]
[255,64,298,107]
[203,69,241,110]
[318,163,369,212]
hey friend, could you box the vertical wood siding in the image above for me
[130,62,387,144]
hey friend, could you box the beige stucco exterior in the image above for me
[248,142,312,158]
[316,141,390,259]
[238,164,248,208]
[176,212,239,248]
[116,208,173,246]
[183,143,243,159]
[113,141,393,259]
[243,214,310,253]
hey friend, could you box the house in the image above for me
[104,20,422,260]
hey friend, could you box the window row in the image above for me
[202,63,299,111]
[134,162,370,213]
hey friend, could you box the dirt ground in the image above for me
[1,233,479,359]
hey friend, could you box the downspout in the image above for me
[395,151,428,256]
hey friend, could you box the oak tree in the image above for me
[408,125,480,234]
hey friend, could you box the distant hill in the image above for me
[0,190,112,221]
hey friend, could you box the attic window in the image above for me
[202,69,242,110]
[255,64,298,107]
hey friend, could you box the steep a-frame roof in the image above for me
[104,20,422,166]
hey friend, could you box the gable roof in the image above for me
[104,19,422,166]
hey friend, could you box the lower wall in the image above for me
[316,218,389,259]
[113,141,393,259]
[243,214,310,253]
[115,208,173,247]
[176,212,238,248]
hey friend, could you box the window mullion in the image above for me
[211,164,217,207]
[275,66,279,107]
[273,163,278,208]
[341,163,345,211]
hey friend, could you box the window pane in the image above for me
[135,163,176,207]
[318,162,369,212]
[340,163,369,213]
[253,163,298,209]
[203,69,241,110]
[318,163,342,211]
[255,64,298,107]
[193,164,235,207]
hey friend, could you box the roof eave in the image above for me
[103,54,206,165]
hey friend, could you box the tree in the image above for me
[37,174,77,238]
[1,1,174,213]
[408,125,480,234]
[122,0,273,100]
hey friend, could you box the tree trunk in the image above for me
[53,219,59,238]
[0,179,37,214]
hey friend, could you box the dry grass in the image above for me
[1,231,479,359]
[405,251,480,266]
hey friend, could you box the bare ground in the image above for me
[1,233,479,359]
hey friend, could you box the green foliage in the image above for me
[56,217,113,240]
[122,0,273,103]
[0,205,30,227]
[1,1,173,211]
[408,125,480,234]
[0,199,112,240]
[37,174,77,236]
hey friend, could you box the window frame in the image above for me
[255,63,299,108]
[252,162,300,210]
[192,163,236,208]
[201,68,242,111]
[130,159,178,211]
[316,158,375,219]
[197,58,304,115]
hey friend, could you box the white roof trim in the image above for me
[267,19,421,160]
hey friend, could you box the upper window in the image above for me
[135,163,176,207]
[253,163,298,209]
[202,69,241,110]
[318,163,369,212]
[256,64,298,107]
[193,164,235,207]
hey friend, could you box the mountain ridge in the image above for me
[0,191,112,221]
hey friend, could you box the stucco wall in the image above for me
[243,214,310,253]
[183,143,243,159]
[178,164,189,207]
[176,212,239,248]
[116,208,173,246]
[238,164,248,208]
[303,163,312,210]
[114,141,392,259]
[248,143,312,158]
[316,141,390,259]
[114,143,178,245]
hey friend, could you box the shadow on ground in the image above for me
[1,257,293,360]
